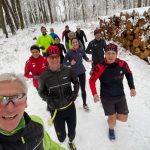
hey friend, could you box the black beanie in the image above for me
[104,43,118,53]
[30,45,40,52]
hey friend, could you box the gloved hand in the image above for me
[69,92,77,102]
[40,46,45,50]
[33,74,40,79]
[33,37,37,40]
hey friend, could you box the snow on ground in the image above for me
[0,19,150,150]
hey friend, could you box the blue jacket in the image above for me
[49,33,60,40]
[63,48,89,75]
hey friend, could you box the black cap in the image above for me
[30,45,40,52]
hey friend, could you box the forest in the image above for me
[0,0,150,38]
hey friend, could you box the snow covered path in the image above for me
[0,21,150,150]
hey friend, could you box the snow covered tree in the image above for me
[0,0,8,38]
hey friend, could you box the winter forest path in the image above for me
[0,21,150,150]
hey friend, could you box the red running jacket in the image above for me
[24,55,48,89]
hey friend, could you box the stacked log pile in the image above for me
[99,8,150,61]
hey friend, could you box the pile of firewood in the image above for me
[99,8,150,61]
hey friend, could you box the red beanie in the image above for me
[94,29,102,35]
[46,45,60,56]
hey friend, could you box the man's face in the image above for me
[77,28,80,32]
[50,28,54,33]
[105,51,117,64]
[47,55,60,71]
[0,81,27,132]
[95,33,101,40]
[65,27,69,31]
[41,27,47,35]
[31,49,40,59]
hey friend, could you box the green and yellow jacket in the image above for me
[0,112,65,150]
[37,34,54,53]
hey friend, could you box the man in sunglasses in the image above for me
[0,73,65,150]
[38,45,79,150]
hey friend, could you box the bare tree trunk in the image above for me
[0,0,8,38]
[27,2,35,24]
[23,12,28,28]
[43,0,49,23]
[133,0,137,7]
[5,0,19,29]
[144,0,148,6]
[81,2,86,22]
[128,0,132,8]
[16,0,24,29]
[69,9,71,20]
[138,0,142,7]
[38,0,46,24]
[10,0,19,23]
[93,4,95,16]
[37,0,44,23]
[1,0,16,35]
[144,0,149,6]
[33,2,39,23]
[106,0,108,15]
[63,0,68,21]
[47,0,54,23]
[123,0,127,9]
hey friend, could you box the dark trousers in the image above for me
[78,73,87,105]
[50,103,76,142]
[65,41,69,52]
[81,40,85,50]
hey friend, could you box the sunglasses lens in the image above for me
[0,93,26,105]
[0,96,4,102]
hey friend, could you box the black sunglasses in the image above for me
[0,93,26,105]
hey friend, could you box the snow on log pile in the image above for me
[99,7,150,62]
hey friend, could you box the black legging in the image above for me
[50,103,76,142]
[78,73,87,105]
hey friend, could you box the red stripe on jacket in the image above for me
[24,55,48,88]
[89,64,107,95]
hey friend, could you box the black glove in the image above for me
[33,37,37,40]
[40,46,45,50]
[33,74,40,79]
[45,97,58,110]
[69,92,77,102]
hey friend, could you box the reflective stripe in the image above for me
[48,82,70,94]
[49,82,70,89]
[48,102,73,126]
[33,139,43,150]
[48,109,57,126]
[21,136,25,144]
